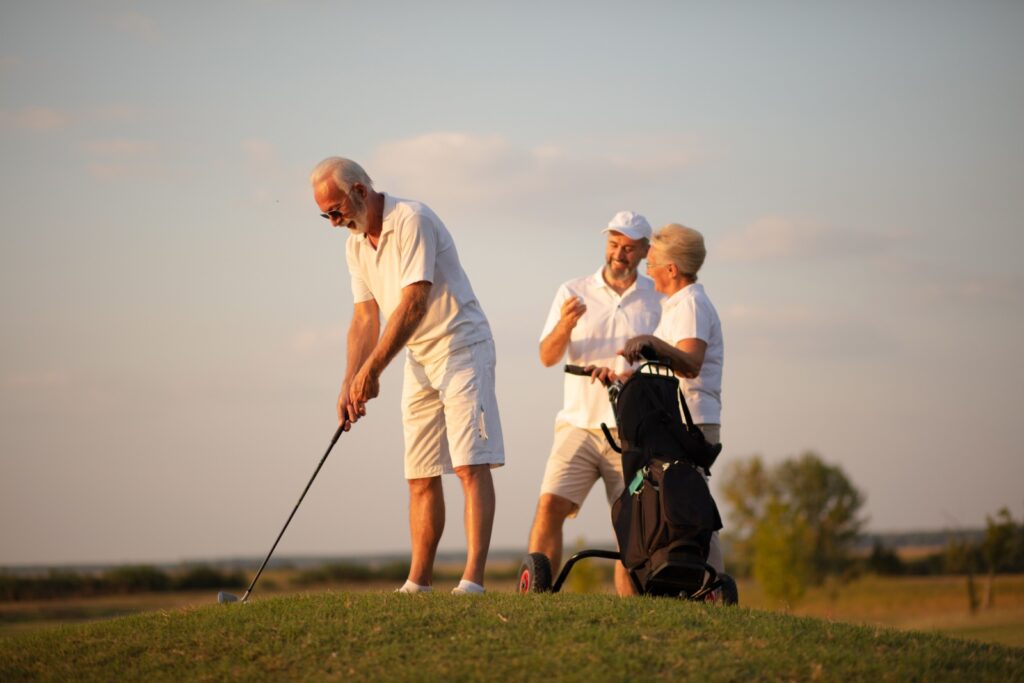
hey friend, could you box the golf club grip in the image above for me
[564,364,590,376]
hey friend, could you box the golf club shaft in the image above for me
[240,423,345,602]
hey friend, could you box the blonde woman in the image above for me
[613,223,726,577]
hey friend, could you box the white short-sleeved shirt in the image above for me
[540,270,663,429]
[345,194,491,363]
[653,283,723,424]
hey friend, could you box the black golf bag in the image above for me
[604,360,724,596]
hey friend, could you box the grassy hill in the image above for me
[1,592,1021,681]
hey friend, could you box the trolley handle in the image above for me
[564,344,658,377]
[564,364,616,390]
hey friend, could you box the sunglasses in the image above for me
[320,208,345,221]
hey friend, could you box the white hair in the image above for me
[309,157,374,192]
[652,223,707,280]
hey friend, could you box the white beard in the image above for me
[344,194,370,234]
[605,260,636,282]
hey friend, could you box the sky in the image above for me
[2,1,1023,567]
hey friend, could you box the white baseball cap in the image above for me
[602,211,652,241]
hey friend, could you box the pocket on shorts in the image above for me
[477,403,489,441]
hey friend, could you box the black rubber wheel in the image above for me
[517,553,552,593]
[719,574,739,606]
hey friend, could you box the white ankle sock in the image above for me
[397,580,433,593]
[452,579,485,595]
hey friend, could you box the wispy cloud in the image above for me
[370,131,700,212]
[89,103,146,125]
[82,137,166,180]
[242,138,277,166]
[0,106,73,131]
[721,303,895,359]
[110,11,163,44]
[82,139,162,156]
[717,216,903,264]
[876,253,1024,308]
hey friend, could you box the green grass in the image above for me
[2,592,1022,682]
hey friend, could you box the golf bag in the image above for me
[604,361,724,596]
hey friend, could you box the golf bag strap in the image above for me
[601,422,622,453]
[677,388,697,431]
[676,388,721,473]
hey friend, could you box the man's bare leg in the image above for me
[407,476,445,586]
[454,464,495,585]
[614,558,636,596]
[527,493,576,571]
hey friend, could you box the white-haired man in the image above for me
[528,211,663,595]
[310,156,504,595]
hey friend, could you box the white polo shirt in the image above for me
[653,282,723,424]
[346,194,492,364]
[540,269,662,430]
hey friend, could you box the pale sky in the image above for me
[2,1,1023,566]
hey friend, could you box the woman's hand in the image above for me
[619,335,660,363]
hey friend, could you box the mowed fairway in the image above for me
[4,572,1024,649]
[2,592,1023,682]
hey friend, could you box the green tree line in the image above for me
[720,451,866,606]
[0,565,248,601]
[718,450,1023,608]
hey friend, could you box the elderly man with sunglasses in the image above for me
[310,157,504,596]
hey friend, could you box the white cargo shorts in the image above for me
[539,421,624,517]
[401,339,505,479]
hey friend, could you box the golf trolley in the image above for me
[517,352,738,605]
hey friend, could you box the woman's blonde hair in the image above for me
[651,223,706,280]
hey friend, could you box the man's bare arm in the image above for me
[621,334,707,378]
[349,281,432,406]
[338,300,381,427]
[539,296,586,366]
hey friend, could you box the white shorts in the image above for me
[539,421,623,517]
[401,339,505,479]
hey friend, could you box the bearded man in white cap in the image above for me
[527,211,663,595]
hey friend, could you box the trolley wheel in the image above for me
[517,553,552,593]
[720,574,739,606]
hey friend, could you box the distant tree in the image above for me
[751,498,812,606]
[866,539,904,575]
[719,455,773,576]
[565,537,609,594]
[720,451,867,603]
[944,537,980,614]
[104,565,171,593]
[981,507,1020,608]
[778,453,866,580]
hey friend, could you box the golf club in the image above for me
[217,423,345,604]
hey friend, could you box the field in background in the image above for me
[741,574,1024,648]
[3,561,1023,649]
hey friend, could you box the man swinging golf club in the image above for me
[311,157,505,595]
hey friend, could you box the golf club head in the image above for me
[217,591,239,604]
